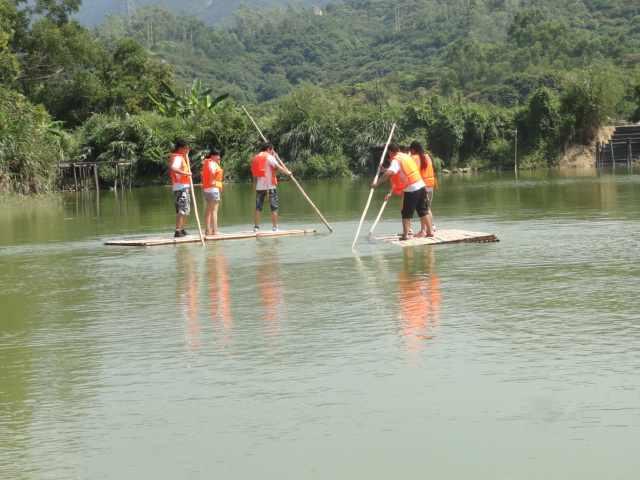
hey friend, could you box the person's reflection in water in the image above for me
[206,246,233,345]
[256,241,285,337]
[176,248,200,350]
[398,247,441,355]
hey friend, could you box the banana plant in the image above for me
[148,80,229,118]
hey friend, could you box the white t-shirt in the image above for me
[204,161,221,194]
[171,155,190,191]
[255,154,280,191]
[387,159,425,192]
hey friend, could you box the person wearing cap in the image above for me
[168,139,192,238]
[250,142,291,232]
[372,143,433,240]
[202,148,224,236]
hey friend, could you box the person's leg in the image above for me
[269,189,280,230]
[400,192,415,240]
[255,191,266,230]
[174,190,188,235]
[212,200,220,234]
[415,188,432,237]
[426,188,435,231]
[181,189,191,234]
[204,196,214,235]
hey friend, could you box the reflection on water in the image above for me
[2,172,640,479]
[256,241,285,336]
[206,246,233,345]
[177,248,200,350]
[398,248,441,355]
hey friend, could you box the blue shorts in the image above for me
[204,190,221,202]
[256,189,279,212]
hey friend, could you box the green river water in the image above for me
[1,171,639,479]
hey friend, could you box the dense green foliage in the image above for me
[0,87,69,193]
[2,0,640,193]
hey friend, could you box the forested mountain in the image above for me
[77,0,327,26]
[98,0,640,102]
[2,0,640,194]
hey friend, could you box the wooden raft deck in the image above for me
[105,229,316,247]
[374,229,498,247]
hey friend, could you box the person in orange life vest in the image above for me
[410,141,438,231]
[372,143,433,240]
[168,139,192,238]
[201,148,224,236]
[251,142,291,232]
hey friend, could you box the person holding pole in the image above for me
[169,139,193,238]
[251,142,291,232]
[202,148,224,236]
[371,143,433,241]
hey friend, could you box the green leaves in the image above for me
[148,79,229,118]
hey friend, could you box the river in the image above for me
[1,170,639,479]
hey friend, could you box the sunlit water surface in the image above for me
[1,171,639,479]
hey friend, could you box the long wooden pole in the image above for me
[186,153,206,247]
[351,123,396,250]
[242,105,334,233]
[368,189,393,238]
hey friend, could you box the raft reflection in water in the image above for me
[397,247,441,354]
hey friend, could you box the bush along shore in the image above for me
[2,0,640,193]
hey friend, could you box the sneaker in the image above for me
[253,225,260,232]
[180,229,188,236]
[272,226,279,232]
[174,230,184,238]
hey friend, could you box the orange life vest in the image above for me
[202,158,223,190]
[390,173,405,196]
[251,152,278,186]
[391,152,421,191]
[414,153,437,189]
[169,153,190,186]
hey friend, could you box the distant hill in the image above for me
[77,0,328,26]
[96,0,640,104]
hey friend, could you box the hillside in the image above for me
[97,0,640,103]
[77,0,328,26]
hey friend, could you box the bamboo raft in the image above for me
[105,229,316,247]
[373,229,498,247]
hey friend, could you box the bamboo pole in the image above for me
[186,153,206,247]
[351,123,396,250]
[368,189,393,238]
[241,105,334,233]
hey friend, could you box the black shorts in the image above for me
[255,189,279,212]
[401,188,429,219]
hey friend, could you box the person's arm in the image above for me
[171,156,191,176]
[372,169,393,188]
[372,160,398,188]
[270,154,291,176]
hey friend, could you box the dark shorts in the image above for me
[256,189,279,212]
[401,188,429,219]
[174,188,191,216]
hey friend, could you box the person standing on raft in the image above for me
[251,143,291,232]
[410,141,438,230]
[169,139,192,238]
[372,143,433,241]
[202,148,224,236]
